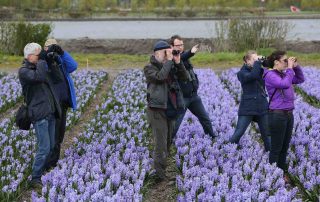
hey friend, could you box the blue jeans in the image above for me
[172,95,214,139]
[229,115,271,151]
[32,114,56,180]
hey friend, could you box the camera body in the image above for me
[258,56,269,67]
[172,49,180,56]
[47,52,59,61]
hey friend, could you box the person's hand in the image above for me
[287,57,295,69]
[251,54,260,61]
[47,44,64,55]
[191,44,199,54]
[292,57,298,68]
[173,52,181,64]
[165,49,173,61]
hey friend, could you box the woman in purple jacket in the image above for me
[264,50,304,181]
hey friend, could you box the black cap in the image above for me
[153,40,171,52]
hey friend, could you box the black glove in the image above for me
[47,44,64,55]
[38,49,48,61]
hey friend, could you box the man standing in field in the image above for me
[42,39,78,170]
[170,35,216,139]
[144,40,188,181]
[19,43,61,188]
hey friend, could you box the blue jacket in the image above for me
[237,61,268,116]
[56,51,78,110]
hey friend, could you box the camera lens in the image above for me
[172,50,180,56]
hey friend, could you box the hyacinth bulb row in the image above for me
[0,70,108,199]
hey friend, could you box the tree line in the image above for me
[0,0,319,11]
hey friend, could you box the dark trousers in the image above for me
[229,115,271,151]
[147,108,174,178]
[172,95,214,139]
[46,103,68,169]
[268,112,294,171]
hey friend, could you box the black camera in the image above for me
[258,56,269,67]
[172,50,180,56]
[47,52,59,60]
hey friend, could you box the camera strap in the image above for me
[268,89,277,108]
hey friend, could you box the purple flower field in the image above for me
[32,69,152,201]
[1,67,319,201]
[221,67,320,200]
[0,70,107,200]
[299,67,320,101]
[175,69,299,201]
[0,74,22,112]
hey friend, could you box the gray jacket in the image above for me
[144,55,189,109]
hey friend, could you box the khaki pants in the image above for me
[147,108,175,178]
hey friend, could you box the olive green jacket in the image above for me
[144,55,189,109]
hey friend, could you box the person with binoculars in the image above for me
[144,40,188,182]
[229,50,271,151]
[41,39,78,171]
[170,35,216,140]
[263,50,304,183]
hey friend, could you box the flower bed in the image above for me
[175,69,299,201]
[0,70,107,200]
[220,67,320,200]
[32,70,152,201]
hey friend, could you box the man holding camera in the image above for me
[19,43,61,188]
[170,35,216,139]
[42,38,78,170]
[144,40,188,181]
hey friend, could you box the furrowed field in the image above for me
[0,67,319,201]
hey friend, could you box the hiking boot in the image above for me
[29,179,43,193]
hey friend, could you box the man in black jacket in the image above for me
[18,43,61,188]
[229,50,270,151]
[43,39,78,170]
[170,35,216,139]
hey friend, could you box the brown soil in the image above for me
[58,38,320,55]
[0,102,21,123]
[143,150,178,202]
[60,69,118,155]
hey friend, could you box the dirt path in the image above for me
[16,69,119,202]
[143,149,178,202]
[60,69,118,156]
[0,102,21,122]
